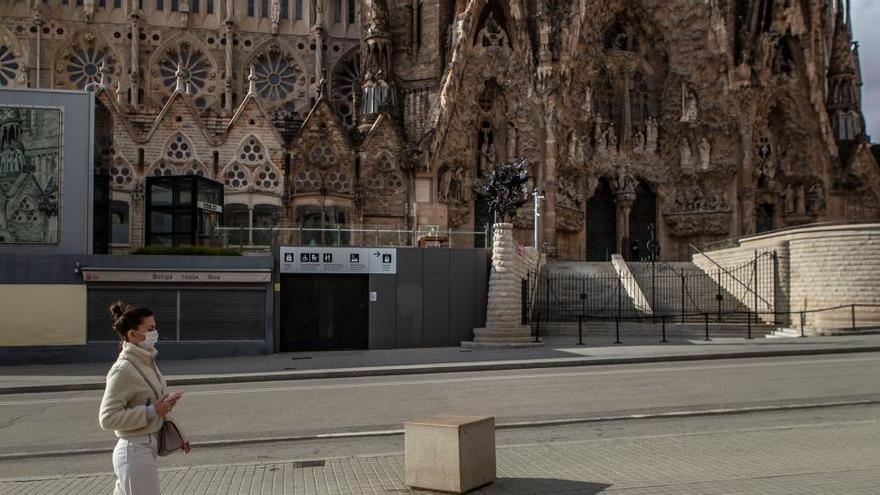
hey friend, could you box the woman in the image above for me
[99,302,190,495]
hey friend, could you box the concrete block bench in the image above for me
[404,415,496,493]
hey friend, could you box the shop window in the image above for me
[111,200,131,245]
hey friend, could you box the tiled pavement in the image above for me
[2,419,878,494]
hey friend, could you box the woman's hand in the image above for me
[154,393,180,417]
[182,441,192,454]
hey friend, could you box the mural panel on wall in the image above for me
[0,106,61,244]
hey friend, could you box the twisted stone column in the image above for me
[466,223,540,347]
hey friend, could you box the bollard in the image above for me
[577,316,584,346]
[660,315,668,343]
[704,313,711,341]
[747,312,752,339]
[852,304,856,331]
[534,312,541,343]
[615,315,622,344]
[800,311,806,338]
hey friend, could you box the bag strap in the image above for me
[121,357,161,402]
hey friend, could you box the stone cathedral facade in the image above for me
[0,0,878,259]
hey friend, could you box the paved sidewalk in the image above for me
[3,334,880,394]
[1,418,877,494]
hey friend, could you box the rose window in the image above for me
[151,162,175,176]
[0,44,20,86]
[184,163,206,177]
[165,134,194,162]
[254,50,299,101]
[331,52,361,128]
[294,169,321,192]
[159,45,209,96]
[326,167,350,194]
[310,144,336,167]
[255,165,281,190]
[224,164,250,189]
[239,137,266,163]
[110,163,134,186]
[65,47,113,89]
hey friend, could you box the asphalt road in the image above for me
[1,353,879,479]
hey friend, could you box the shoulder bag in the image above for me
[122,358,185,456]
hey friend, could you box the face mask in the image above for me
[137,330,159,350]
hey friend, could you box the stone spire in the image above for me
[359,0,397,127]
[827,0,863,143]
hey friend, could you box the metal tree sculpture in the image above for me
[478,158,531,223]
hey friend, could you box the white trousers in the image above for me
[112,433,160,495]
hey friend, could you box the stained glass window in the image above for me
[65,47,113,89]
[0,45,20,87]
[254,50,298,101]
[159,44,208,96]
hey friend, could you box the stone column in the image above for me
[129,13,140,106]
[466,223,540,347]
[616,192,635,259]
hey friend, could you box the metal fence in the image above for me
[524,251,778,325]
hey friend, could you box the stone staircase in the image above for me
[627,262,754,323]
[537,321,779,339]
[532,262,643,322]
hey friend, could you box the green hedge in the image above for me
[132,246,241,256]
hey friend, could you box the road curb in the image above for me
[3,345,880,395]
[1,398,877,462]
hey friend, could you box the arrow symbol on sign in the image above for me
[374,251,381,257]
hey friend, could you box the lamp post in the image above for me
[532,188,544,250]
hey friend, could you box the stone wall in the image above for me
[695,223,880,333]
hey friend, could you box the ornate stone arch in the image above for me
[162,132,199,164]
[0,25,26,87]
[251,162,284,193]
[146,160,180,177]
[235,134,270,165]
[242,40,308,114]
[52,27,122,90]
[110,156,137,191]
[330,47,361,129]
[148,33,218,110]
[221,162,252,191]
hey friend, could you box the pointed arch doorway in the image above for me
[586,178,616,261]
[628,182,657,261]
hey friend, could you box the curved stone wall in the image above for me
[695,223,880,334]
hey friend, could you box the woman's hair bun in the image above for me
[109,301,127,322]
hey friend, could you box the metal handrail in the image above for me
[689,243,773,308]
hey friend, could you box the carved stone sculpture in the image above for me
[699,137,711,171]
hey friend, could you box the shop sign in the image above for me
[82,269,271,283]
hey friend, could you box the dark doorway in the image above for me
[280,274,369,351]
[756,203,775,233]
[629,182,657,261]
[586,178,617,261]
[474,195,491,247]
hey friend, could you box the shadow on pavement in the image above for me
[469,478,611,494]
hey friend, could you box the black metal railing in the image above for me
[530,303,880,345]
[523,252,778,326]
